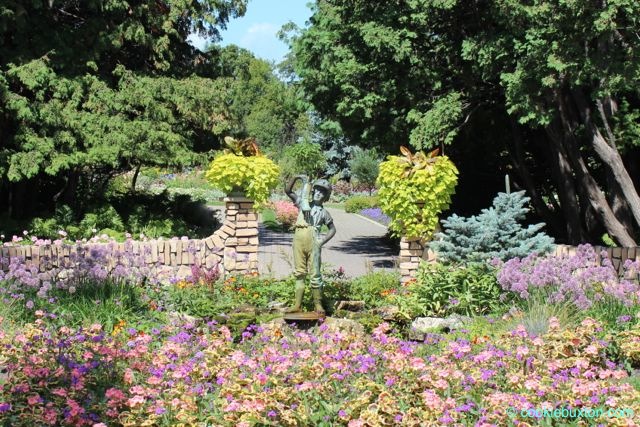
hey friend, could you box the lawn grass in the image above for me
[260,208,289,232]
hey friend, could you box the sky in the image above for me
[188,0,314,64]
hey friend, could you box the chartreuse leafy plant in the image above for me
[377,147,458,239]
[205,152,279,205]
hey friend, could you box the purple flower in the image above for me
[359,208,391,226]
[0,403,11,413]
[617,315,632,323]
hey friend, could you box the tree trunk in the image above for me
[606,169,634,237]
[571,88,640,231]
[555,91,636,246]
[544,123,586,243]
[131,164,141,191]
[507,117,563,237]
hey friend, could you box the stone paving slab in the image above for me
[257,207,398,279]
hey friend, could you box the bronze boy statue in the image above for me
[284,175,336,315]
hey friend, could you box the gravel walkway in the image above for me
[257,207,398,279]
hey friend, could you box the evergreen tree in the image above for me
[348,147,379,193]
[431,191,554,264]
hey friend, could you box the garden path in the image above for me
[257,207,398,278]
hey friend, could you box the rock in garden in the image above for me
[232,304,257,316]
[409,314,472,341]
[335,300,366,312]
[317,317,365,339]
[167,311,199,325]
[266,301,288,313]
[371,305,402,321]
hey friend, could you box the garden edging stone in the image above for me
[409,314,472,340]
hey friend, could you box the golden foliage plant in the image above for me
[205,152,280,206]
[377,146,458,239]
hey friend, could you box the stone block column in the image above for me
[399,237,437,283]
[220,196,259,275]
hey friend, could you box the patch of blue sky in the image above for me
[188,0,313,64]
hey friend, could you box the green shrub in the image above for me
[410,262,504,317]
[344,195,378,213]
[320,267,352,313]
[158,275,297,319]
[279,141,327,181]
[1,278,156,332]
[348,147,380,193]
[349,271,402,309]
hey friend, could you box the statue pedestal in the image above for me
[283,311,323,321]
[282,311,325,329]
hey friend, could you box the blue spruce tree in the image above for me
[430,191,555,264]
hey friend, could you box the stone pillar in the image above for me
[398,237,438,284]
[399,237,422,283]
[221,196,259,275]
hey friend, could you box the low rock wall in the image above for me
[399,242,640,283]
[0,196,259,280]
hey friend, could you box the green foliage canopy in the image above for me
[348,147,380,191]
[279,141,327,180]
[291,0,640,245]
[0,0,247,217]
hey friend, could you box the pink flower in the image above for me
[584,345,598,356]
[124,368,135,384]
[51,388,68,397]
[27,394,41,405]
[147,376,162,385]
[105,388,125,401]
[224,401,240,412]
[516,346,530,357]
[128,395,146,407]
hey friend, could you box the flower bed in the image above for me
[359,207,390,226]
[0,316,638,426]
[1,243,640,426]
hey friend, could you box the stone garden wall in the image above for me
[399,241,640,283]
[0,196,259,280]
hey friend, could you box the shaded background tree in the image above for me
[0,0,249,219]
[289,0,640,245]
